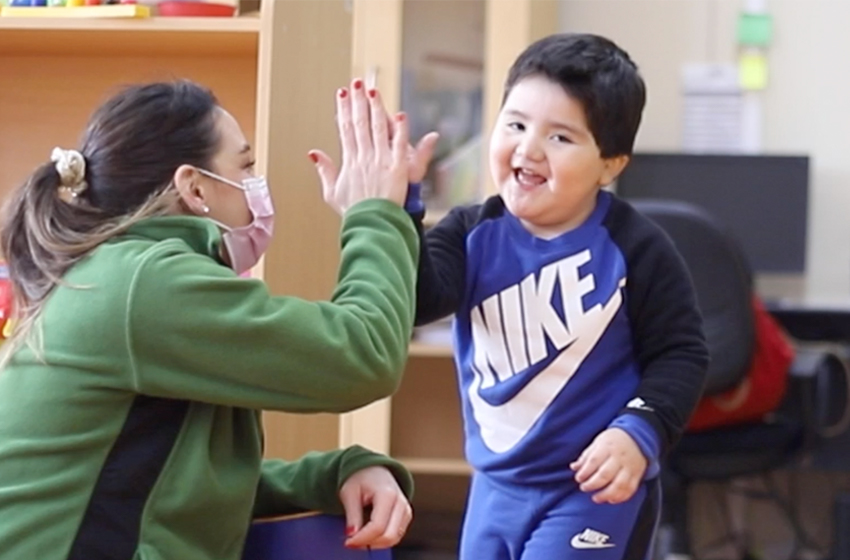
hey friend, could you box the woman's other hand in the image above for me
[338,465,412,549]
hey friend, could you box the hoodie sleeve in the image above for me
[125,199,419,413]
[252,446,414,518]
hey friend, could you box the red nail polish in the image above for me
[338,88,348,99]
[396,113,406,122]
[308,153,318,163]
[368,89,376,98]
[346,526,356,537]
[353,79,363,90]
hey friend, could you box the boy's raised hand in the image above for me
[570,428,647,504]
[406,132,440,185]
[383,112,439,185]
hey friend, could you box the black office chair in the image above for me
[630,200,845,560]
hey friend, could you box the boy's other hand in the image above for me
[570,428,647,505]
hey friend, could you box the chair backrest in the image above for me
[631,199,755,395]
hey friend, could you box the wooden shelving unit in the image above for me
[0,15,260,56]
[399,457,472,475]
[422,208,450,228]
[0,14,262,203]
[409,341,454,358]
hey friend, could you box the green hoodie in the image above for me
[0,199,417,560]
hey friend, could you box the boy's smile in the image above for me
[490,75,627,239]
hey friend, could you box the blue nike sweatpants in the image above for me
[459,473,661,560]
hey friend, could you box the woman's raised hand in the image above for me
[310,78,410,215]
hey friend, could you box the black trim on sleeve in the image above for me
[604,196,710,455]
[413,196,508,326]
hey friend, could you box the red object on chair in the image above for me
[687,296,795,432]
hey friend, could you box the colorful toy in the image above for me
[0,263,13,343]
[0,0,149,16]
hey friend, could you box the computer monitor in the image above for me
[615,153,810,276]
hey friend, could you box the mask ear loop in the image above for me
[196,168,246,191]
[194,168,241,228]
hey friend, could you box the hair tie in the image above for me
[51,147,88,202]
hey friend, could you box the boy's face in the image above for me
[489,75,627,238]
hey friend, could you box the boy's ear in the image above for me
[599,155,630,187]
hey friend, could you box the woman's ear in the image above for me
[599,155,630,187]
[173,165,209,216]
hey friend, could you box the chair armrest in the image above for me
[779,347,850,450]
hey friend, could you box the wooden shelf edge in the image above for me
[0,14,260,32]
[0,14,260,57]
[398,457,471,475]
[408,341,454,358]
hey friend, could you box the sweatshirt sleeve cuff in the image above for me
[609,415,661,480]
[405,182,425,217]
[337,445,415,500]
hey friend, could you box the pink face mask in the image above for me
[198,169,275,275]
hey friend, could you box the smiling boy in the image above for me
[409,33,709,560]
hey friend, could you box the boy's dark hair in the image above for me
[503,33,646,158]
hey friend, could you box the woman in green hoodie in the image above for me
[0,78,421,560]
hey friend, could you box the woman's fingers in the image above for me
[350,78,373,161]
[377,495,413,548]
[368,87,390,161]
[322,78,412,212]
[391,112,409,170]
[336,87,356,167]
[308,149,340,213]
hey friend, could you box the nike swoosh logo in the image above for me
[570,535,616,549]
[468,279,625,453]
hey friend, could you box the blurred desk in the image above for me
[767,297,850,343]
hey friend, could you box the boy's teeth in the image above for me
[515,169,546,186]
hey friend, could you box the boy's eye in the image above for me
[244,160,256,170]
[552,134,571,143]
[507,122,525,132]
